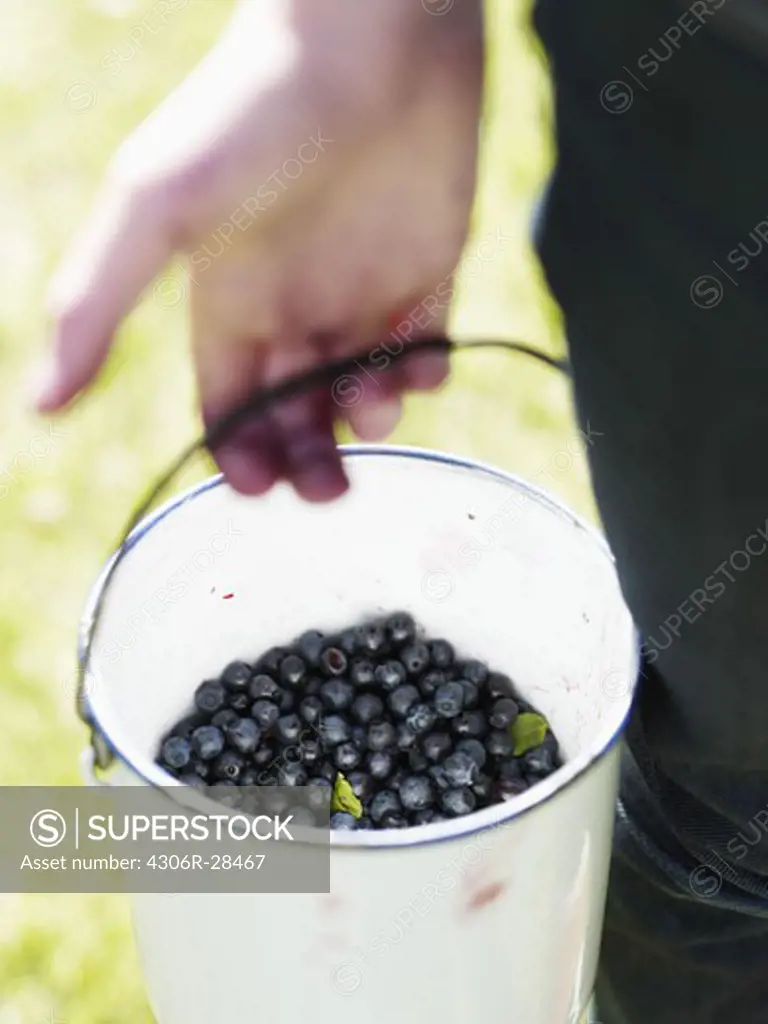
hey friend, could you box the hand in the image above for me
[38,0,483,500]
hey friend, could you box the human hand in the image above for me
[38,0,483,500]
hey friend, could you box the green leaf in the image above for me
[331,773,363,819]
[510,712,549,756]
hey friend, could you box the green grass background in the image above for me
[0,2,593,1020]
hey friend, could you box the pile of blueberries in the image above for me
[157,612,561,831]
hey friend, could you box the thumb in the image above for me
[36,170,176,412]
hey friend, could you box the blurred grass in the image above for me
[0,1,591,1020]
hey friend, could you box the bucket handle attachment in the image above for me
[80,747,111,788]
[77,336,570,774]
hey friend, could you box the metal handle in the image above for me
[77,336,570,771]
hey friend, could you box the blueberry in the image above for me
[356,816,375,830]
[240,767,261,787]
[278,762,308,786]
[440,787,476,817]
[320,679,355,712]
[370,789,402,824]
[497,757,523,782]
[191,725,225,761]
[228,691,252,714]
[263,787,290,814]
[296,630,325,667]
[290,807,317,827]
[389,766,407,792]
[489,698,519,729]
[429,640,455,669]
[298,695,324,725]
[419,670,447,698]
[452,711,488,738]
[307,778,333,813]
[486,730,514,757]
[434,682,465,719]
[459,681,479,710]
[399,775,434,811]
[350,659,376,687]
[161,736,191,770]
[352,693,384,725]
[169,713,207,739]
[347,771,372,801]
[357,621,388,656]
[460,660,488,686]
[375,660,407,692]
[212,782,241,807]
[382,813,408,829]
[179,772,206,788]
[395,723,418,751]
[367,721,396,752]
[388,684,420,719]
[249,674,282,702]
[385,611,416,646]
[541,731,561,756]
[401,642,430,677]
[299,738,322,767]
[280,654,307,689]
[487,672,514,700]
[211,708,240,730]
[331,812,358,830]
[413,808,446,825]
[212,750,246,782]
[251,699,280,730]
[304,677,322,697]
[523,744,558,776]
[408,748,429,773]
[320,715,352,747]
[276,714,302,745]
[257,646,287,675]
[253,744,275,767]
[351,723,367,748]
[318,760,338,782]
[320,647,348,677]
[334,742,362,771]
[472,774,494,801]
[337,628,360,655]
[278,689,296,713]
[225,717,261,755]
[442,751,478,787]
[428,764,451,792]
[455,738,486,770]
[367,751,395,781]
[422,731,452,763]
[498,777,529,800]
[405,702,438,736]
[194,680,227,716]
[190,758,211,781]
[219,660,252,691]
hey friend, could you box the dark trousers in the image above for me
[533,1,768,1020]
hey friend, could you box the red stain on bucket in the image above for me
[222,593,235,600]
[467,881,506,912]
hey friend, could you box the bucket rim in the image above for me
[80,443,640,849]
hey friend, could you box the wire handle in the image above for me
[77,336,570,770]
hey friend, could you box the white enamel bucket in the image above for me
[79,445,638,1024]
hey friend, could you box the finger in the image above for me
[265,342,349,503]
[346,391,403,441]
[193,329,285,497]
[388,295,452,392]
[328,325,404,442]
[37,176,175,412]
